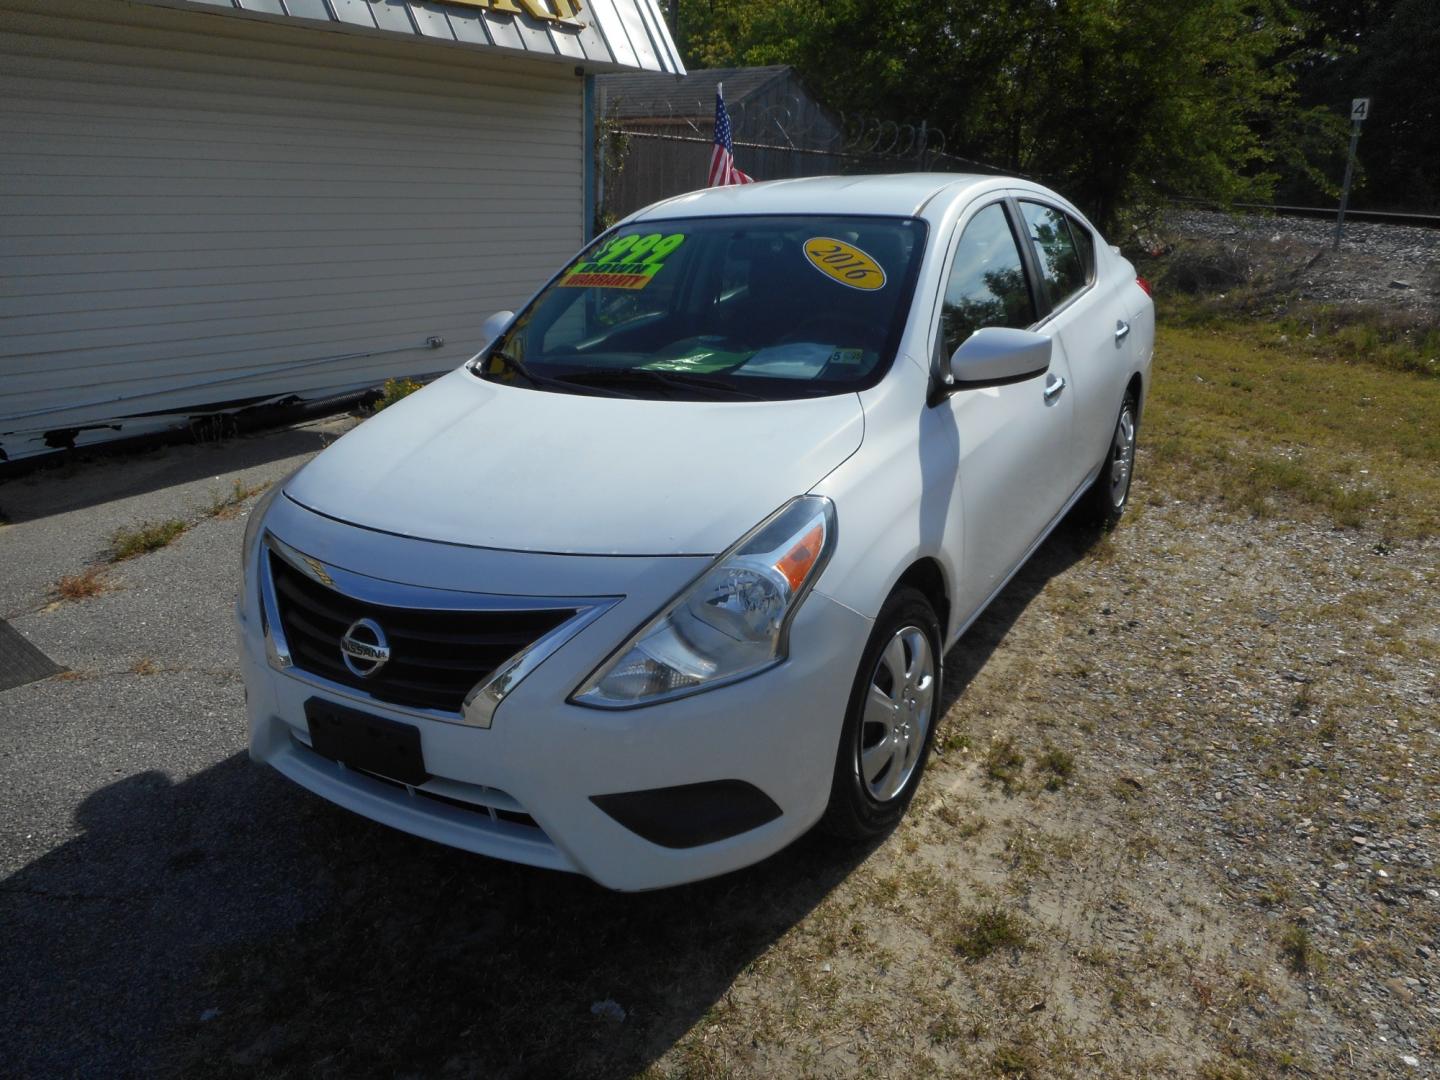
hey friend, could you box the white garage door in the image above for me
[0,0,584,460]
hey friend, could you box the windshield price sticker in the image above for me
[559,232,686,290]
[803,238,887,291]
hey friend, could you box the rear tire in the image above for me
[821,587,942,840]
[1076,390,1139,529]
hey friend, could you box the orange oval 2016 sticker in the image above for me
[803,238,886,291]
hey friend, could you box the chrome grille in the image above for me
[268,551,577,714]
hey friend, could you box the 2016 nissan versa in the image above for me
[237,174,1154,890]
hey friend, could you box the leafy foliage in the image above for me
[1285,0,1440,210]
[673,0,1339,228]
[370,376,424,413]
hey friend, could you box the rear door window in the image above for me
[1019,201,1087,308]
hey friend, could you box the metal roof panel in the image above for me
[158,0,683,72]
[328,0,379,27]
[369,0,420,34]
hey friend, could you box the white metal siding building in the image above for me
[0,0,681,461]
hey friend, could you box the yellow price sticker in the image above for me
[803,238,886,291]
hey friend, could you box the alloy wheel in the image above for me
[1110,406,1137,508]
[860,626,936,802]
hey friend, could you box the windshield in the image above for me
[476,215,927,401]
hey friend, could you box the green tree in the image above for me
[674,0,1338,229]
[1286,0,1440,210]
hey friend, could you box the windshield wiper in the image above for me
[558,368,764,400]
[486,348,538,386]
[477,350,635,398]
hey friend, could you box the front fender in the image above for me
[810,363,964,640]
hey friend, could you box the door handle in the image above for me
[1043,374,1066,403]
[1114,320,1131,342]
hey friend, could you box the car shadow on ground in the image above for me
[0,750,883,1080]
[0,517,1105,1080]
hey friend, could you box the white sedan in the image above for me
[236,173,1154,890]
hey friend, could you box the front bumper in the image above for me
[237,497,872,891]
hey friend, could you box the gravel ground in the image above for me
[1163,210,1440,314]
[1018,498,1440,1077]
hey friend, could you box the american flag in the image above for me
[708,84,754,187]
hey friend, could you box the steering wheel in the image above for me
[778,313,879,346]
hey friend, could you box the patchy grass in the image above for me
[989,1040,1044,1079]
[1111,776,1145,801]
[109,519,187,562]
[1161,287,1440,380]
[52,565,110,602]
[1278,922,1318,975]
[1035,744,1075,791]
[952,904,1029,961]
[983,735,1026,793]
[1145,321,1440,536]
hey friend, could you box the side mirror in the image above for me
[480,310,514,347]
[949,327,1051,389]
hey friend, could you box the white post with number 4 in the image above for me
[1334,97,1370,249]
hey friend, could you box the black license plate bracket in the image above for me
[305,698,429,787]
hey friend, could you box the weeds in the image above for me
[941,729,974,754]
[983,736,1026,793]
[205,479,267,520]
[1279,921,1316,975]
[1112,777,1144,801]
[952,904,1028,961]
[1290,683,1315,717]
[989,1041,1043,1078]
[934,800,986,837]
[370,377,424,413]
[110,519,187,562]
[1035,744,1076,791]
[53,566,110,602]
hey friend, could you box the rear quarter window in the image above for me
[1067,214,1096,285]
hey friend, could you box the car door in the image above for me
[932,200,1075,623]
[1014,199,1130,492]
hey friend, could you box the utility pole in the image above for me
[1333,97,1370,250]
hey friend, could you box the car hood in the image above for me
[284,367,864,557]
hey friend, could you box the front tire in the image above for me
[1077,390,1139,529]
[821,587,942,839]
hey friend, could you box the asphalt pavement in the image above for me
[0,420,353,1076]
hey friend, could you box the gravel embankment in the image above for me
[1165,209,1440,314]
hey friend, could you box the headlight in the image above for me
[572,496,836,708]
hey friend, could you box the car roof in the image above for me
[627,173,1012,223]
